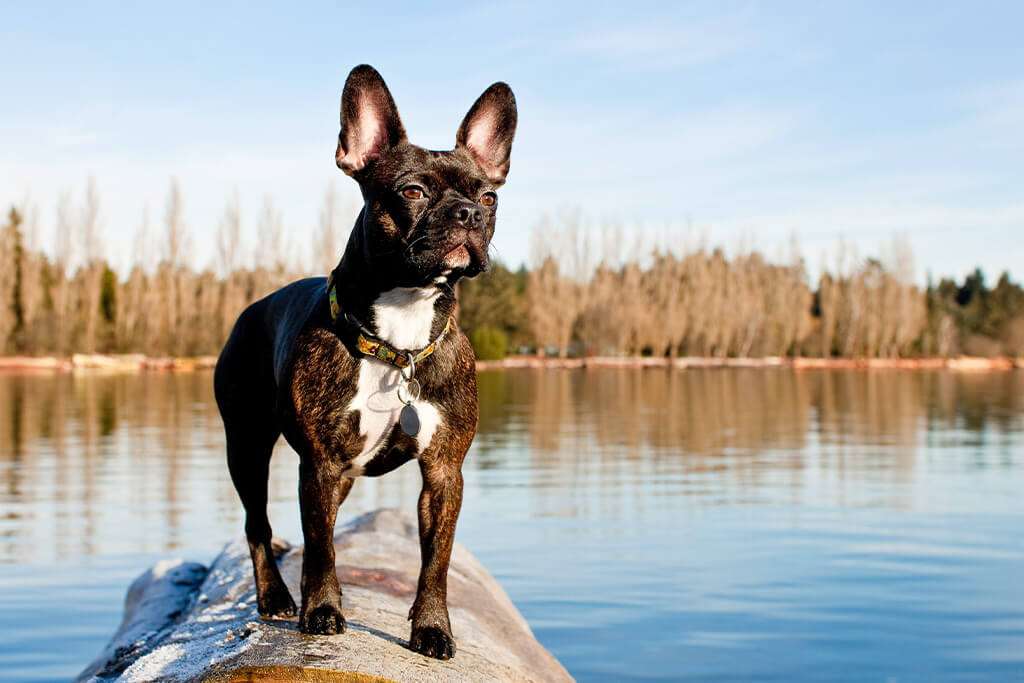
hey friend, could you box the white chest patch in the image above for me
[343,286,444,476]
[343,360,442,475]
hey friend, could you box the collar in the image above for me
[327,276,452,369]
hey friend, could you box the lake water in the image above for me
[1,368,1023,681]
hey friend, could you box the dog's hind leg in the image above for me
[215,311,297,619]
[225,420,297,618]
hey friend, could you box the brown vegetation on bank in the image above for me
[463,215,1024,361]
[2,183,1022,362]
[0,353,1018,374]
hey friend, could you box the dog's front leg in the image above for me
[298,457,353,635]
[408,452,465,659]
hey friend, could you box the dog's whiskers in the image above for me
[403,235,430,257]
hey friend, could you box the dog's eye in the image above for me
[401,186,425,200]
[479,192,497,207]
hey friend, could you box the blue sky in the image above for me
[2,1,1022,282]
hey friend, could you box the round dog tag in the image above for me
[400,403,420,437]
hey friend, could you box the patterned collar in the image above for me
[326,276,452,369]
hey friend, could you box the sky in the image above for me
[2,1,1022,283]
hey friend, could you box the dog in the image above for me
[213,64,516,660]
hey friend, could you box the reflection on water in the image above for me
[1,369,1024,681]
[0,373,429,564]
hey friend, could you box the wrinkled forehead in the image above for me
[370,144,490,196]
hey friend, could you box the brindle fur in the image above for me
[213,64,515,660]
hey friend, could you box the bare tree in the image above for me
[215,192,250,341]
[0,208,19,351]
[681,242,711,355]
[314,185,344,276]
[164,178,190,270]
[17,205,45,351]
[216,191,243,277]
[80,178,104,352]
[51,190,76,354]
[162,179,190,355]
[777,236,812,356]
[526,211,594,356]
[257,196,293,285]
[884,236,926,358]
[659,250,689,357]
[526,252,562,356]
[577,263,619,354]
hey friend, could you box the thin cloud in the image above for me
[957,80,1024,148]
[44,124,101,149]
[561,11,759,71]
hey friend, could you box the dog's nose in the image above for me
[448,201,483,229]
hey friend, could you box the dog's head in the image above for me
[335,65,516,286]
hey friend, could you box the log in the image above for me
[77,510,572,682]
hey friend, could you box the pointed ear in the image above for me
[456,82,517,184]
[335,65,407,176]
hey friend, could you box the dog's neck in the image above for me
[330,213,456,351]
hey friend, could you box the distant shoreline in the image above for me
[0,354,219,373]
[0,353,1021,373]
[477,355,1023,371]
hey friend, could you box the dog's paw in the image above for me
[299,605,346,635]
[257,587,297,618]
[409,625,456,660]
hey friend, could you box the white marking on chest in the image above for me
[343,360,442,475]
[342,286,444,475]
[371,286,441,350]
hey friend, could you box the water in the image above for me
[1,369,1023,681]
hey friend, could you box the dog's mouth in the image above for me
[442,244,471,269]
[404,232,488,283]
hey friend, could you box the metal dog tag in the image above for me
[400,403,420,437]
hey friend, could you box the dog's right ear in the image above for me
[336,65,407,176]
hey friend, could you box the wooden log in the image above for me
[77,510,572,683]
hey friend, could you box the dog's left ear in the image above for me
[456,82,517,185]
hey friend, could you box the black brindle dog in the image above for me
[214,64,515,659]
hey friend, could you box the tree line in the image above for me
[458,215,1024,359]
[2,185,1022,360]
